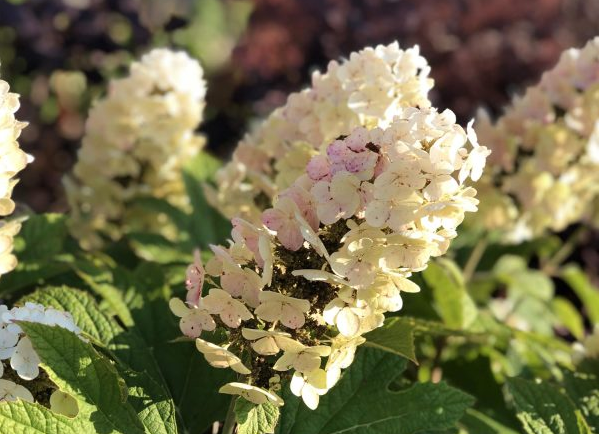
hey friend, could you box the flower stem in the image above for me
[222,397,237,434]
[463,237,488,283]
[542,226,587,276]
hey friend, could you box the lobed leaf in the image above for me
[235,399,280,434]
[277,348,474,434]
[506,377,592,434]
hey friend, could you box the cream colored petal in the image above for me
[273,352,297,371]
[241,328,269,340]
[255,301,282,323]
[294,352,321,373]
[308,345,332,357]
[219,382,283,406]
[289,372,304,397]
[336,308,361,337]
[323,298,344,325]
[49,390,79,417]
[169,298,190,318]
[301,384,320,410]
[275,336,305,353]
[0,379,33,402]
[251,337,280,356]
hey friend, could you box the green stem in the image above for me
[542,226,587,276]
[463,237,488,283]
[222,397,237,434]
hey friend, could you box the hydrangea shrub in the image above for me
[0,37,595,434]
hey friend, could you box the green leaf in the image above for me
[552,297,585,340]
[14,214,68,262]
[494,255,554,301]
[442,356,520,429]
[182,152,231,247]
[123,266,234,434]
[562,362,599,432]
[561,265,599,324]
[364,317,417,363]
[73,255,135,326]
[20,322,146,434]
[236,399,280,434]
[132,197,190,233]
[128,232,193,264]
[460,409,521,434]
[506,377,592,434]
[0,214,73,295]
[423,259,478,329]
[22,286,178,434]
[277,348,474,434]
[396,316,481,338]
[492,255,555,335]
[0,400,86,434]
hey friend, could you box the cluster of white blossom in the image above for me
[473,37,599,241]
[0,302,80,416]
[205,42,434,222]
[0,78,29,277]
[64,48,207,249]
[171,106,488,409]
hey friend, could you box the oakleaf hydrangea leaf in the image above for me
[235,398,280,434]
[19,321,146,434]
[277,348,474,434]
[364,317,417,363]
[23,286,178,434]
[507,377,592,434]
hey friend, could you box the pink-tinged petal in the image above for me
[327,140,350,163]
[185,250,204,306]
[262,208,284,232]
[277,224,304,251]
[317,201,342,225]
[231,218,261,255]
[306,155,331,181]
[365,200,391,227]
[221,304,243,328]
[282,186,319,231]
[180,310,215,338]
[221,272,244,298]
[281,304,306,329]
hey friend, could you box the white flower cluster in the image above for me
[0,79,29,277]
[0,302,81,414]
[172,105,487,409]
[65,48,207,249]
[473,37,599,241]
[205,42,434,222]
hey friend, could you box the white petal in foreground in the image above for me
[219,382,284,406]
[0,379,33,402]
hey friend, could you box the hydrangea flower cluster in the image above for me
[0,302,81,417]
[473,37,599,241]
[172,106,488,409]
[205,42,434,222]
[64,48,207,249]
[0,78,29,277]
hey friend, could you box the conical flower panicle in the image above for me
[473,37,599,241]
[65,48,207,250]
[171,101,489,409]
[0,77,29,277]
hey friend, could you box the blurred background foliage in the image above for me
[1,0,599,274]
